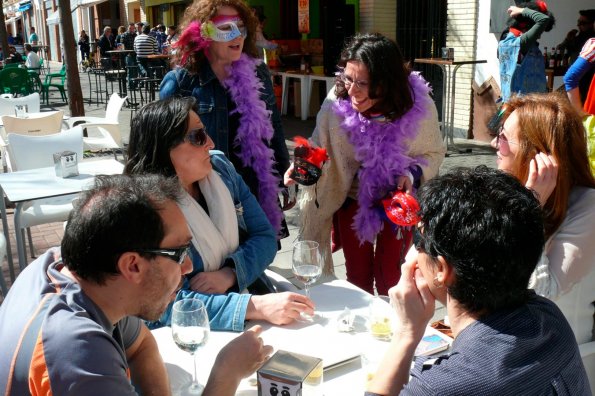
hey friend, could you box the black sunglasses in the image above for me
[184,128,208,147]
[135,244,191,266]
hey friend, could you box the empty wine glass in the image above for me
[172,298,210,395]
[292,240,322,319]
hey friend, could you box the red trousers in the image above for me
[335,199,413,295]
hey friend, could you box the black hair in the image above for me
[416,166,545,315]
[142,25,151,35]
[125,97,196,177]
[508,1,556,32]
[61,174,182,284]
[24,44,32,52]
[335,33,413,121]
[579,9,595,24]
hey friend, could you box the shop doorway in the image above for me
[396,0,447,117]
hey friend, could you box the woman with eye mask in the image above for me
[160,0,291,244]
[286,33,445,295]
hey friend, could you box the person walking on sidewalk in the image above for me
[289,33,444,295]
[160,0,292,244]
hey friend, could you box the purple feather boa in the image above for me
[332,72,432,243]
[222,54,282,232]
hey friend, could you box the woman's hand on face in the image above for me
[389,258,435,342]
[188,267,236,294]
[249,292,315,325]
[525,152,558,207]
[283,163,296,187]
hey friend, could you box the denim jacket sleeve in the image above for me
[256,63,290,179]
[211,152,277,290]
[175,289,251,332]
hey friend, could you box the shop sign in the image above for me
[298,0,309,34]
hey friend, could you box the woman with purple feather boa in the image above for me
[160,0,291,242]
[287,34,445,295]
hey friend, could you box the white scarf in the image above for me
[177,170,239,272]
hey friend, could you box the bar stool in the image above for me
[280,72,310,121]
[307,75,336,116]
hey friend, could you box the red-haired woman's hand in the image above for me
[525,152,558,206]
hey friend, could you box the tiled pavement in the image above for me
[0,62,496,301]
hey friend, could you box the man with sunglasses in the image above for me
[0,174,272,395]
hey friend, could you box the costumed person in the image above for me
[564,38,595,175]
[498,1,555,104]
[491,92,595,345]
[160,0,291,242]
[125,97,314,331]
[288,33,445,295]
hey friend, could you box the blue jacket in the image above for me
[149,152,277,332]
[159,61,290,193]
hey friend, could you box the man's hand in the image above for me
[389,258,435,341]
[189,267,236,294]
[204,325,273,396]
[525,152,558,207]
[247,292,315,324]
[566,29,579,41]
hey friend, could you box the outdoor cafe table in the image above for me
[0,158,124,280]
[153,279,442,395]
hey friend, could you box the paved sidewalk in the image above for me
[0,63,497,300]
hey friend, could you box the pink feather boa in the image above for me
[332,72,432,243]
[222,54,282,232]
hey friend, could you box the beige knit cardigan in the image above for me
[299,91,446,274]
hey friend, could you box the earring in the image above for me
[433,276,443,288]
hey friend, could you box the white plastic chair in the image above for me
[6,127,83,265]
[1,110,64,172]
[65,93,127,159]
[0,92,41,116]
[2,110,63,137]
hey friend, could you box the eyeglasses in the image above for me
[577,20,592,26]
[339,73,369,90]
[184,128,208,147]
[495,126,518,156]
[135,243,191,266]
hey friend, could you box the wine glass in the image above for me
[292,240,322,318]
[172,298,210,395]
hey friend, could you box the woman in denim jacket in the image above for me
[160,0,291,240]
[125,97,314,331]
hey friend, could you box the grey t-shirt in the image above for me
[0,248,142,395]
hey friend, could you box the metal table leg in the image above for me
[13,202,26,271]
[0,186,14,281]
